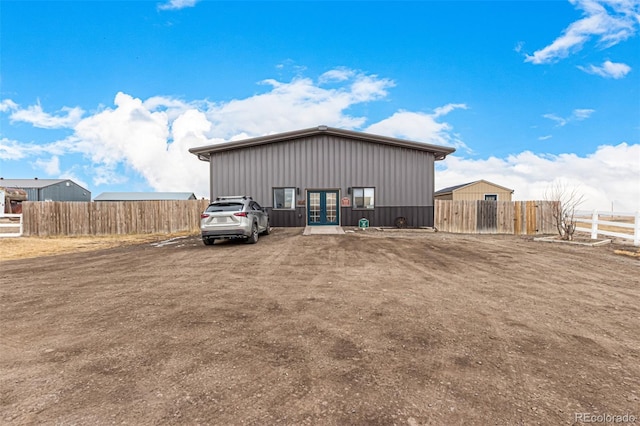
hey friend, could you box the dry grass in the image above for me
[614,248,640,258]
[0,232,195,261]
[576,216,635,235]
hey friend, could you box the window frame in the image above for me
[484,194,498,201]
[352,187,375,210]
[272,187,296,210]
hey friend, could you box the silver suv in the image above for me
[200,196,270,245]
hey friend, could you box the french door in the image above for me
[307,190,339,226]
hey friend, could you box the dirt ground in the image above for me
[0,233,192,261]
[1,229,638,425]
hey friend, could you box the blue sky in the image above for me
[1,0,639,210]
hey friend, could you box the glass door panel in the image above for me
[308,192,321,224]
[325,192,337,223]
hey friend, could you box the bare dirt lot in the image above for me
[1,229,638,425]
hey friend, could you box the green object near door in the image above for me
[358,218,369,229]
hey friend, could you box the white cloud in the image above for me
[525,0,640,65]
[0,136,75,161]
[0,99,18,112]
[0,137,27,160]
[578,60,632,78]
[319,68,355,83]
[514,41,525,53]
[171,109,212,143]
[433,103,468,118]
[538,135,553,141]
[543,113,568,127]
[543,108,595,126]
[69,91,203,191]
[0,70,402,194]
[572,108,595,120]
[436,143,640,212]
[349,74,394,102]
[9,103,84,129]
[142,96,193,115]
[33,156,60,175]
[365,105,470,151]
[203,72,395,138]
[90,164,130,187]
[158,0,199,11]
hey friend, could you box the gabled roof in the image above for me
[94,192,197,201]
[435,181,477,195]
[189,125,456,161]
[0,178,85,190]
[435,179,514,195]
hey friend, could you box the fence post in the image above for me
[635,210,640,247]
[591,210,598,240]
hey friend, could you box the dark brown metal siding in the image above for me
[265,208,306,227]
[341,206,434,228]
[264,207,434,227]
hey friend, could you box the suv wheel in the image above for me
[263,220,271,235]
[246,223,259,244]
[203,237,215,246]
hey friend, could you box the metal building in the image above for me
[189,126,455,227]
[0,178,91,202]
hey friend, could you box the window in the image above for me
[484,194,498,201]
[353,187,375,209]
[273,188,296,209]
[206,202,243,212]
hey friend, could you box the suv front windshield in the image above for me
[206,202,244,212]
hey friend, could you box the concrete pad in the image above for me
[302,226,345,236]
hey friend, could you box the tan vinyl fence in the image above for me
[21,200,210,237]
[435,200,557,235]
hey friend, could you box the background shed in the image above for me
[94,192,197,201]
[0,178,91,202]
[435,180,514,202]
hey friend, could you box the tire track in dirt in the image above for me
[1,230,639,425]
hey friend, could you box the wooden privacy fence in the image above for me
[21,200,210,237]
[435,200,557,235]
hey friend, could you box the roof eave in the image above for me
[189,126,456,161]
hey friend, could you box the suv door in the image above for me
[251,202,267,231]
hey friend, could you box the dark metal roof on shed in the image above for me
[189,125,456,161]
[434,181,479,196]
[94,192,197,201]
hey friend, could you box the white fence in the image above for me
[575,210,639,246]
[0,214,23,237]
